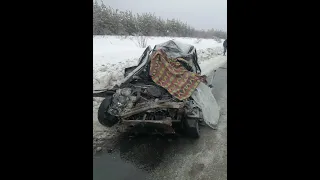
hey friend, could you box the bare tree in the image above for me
[133,35,148,48]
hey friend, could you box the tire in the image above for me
[98,96,119,127]
[184,118,200,138]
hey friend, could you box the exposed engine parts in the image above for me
[146,85,163,98]
[185,100,202,119]
[105,82,204,132]
[108,88,135,116]
[107,84,173,117]
[97,40,208,138]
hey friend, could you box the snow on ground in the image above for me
[93,35,227,150]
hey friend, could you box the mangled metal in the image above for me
[95,40,220,137]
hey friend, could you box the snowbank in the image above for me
[200,55,227,76]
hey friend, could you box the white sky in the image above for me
[101,0,227,31]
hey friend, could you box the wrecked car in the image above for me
[93,40,220,138]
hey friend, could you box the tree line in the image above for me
[93,1,227,39]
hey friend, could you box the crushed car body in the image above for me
[93,40,220,137]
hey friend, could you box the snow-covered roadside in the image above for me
[93,36,226,152]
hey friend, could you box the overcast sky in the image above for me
[101,0,227,31]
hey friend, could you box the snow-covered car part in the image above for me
[191,82,220,128]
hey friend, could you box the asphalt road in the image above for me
[93,63,227,180]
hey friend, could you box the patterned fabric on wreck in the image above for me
[149,49,207,100]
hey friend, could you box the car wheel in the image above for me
[98,96,119,127]
[184,118,200,138]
